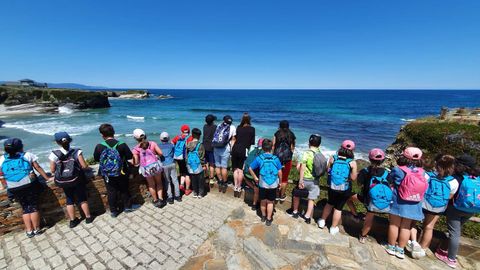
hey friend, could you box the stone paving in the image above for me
[0,191,244,270]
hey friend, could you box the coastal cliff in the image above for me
[0,86,110,109]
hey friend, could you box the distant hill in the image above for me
[46,83,109,89]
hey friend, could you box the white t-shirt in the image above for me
[448,177,459,195]
[0,152,38,175]
[48,148,83,163]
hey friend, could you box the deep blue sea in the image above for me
[1,90,480,166]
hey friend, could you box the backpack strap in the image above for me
[194,142,201,152]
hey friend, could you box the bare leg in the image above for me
[154,174,164,200]
[22,214,33,232]
[146,176,159,201]
[347,197,358,216]
[266,200,274,220]
[331,209,342,227]
[419,214,439,249]
[260,200,267,217]
[79,202,91,218]
[185,175,191,190]
[398,218,413,248]
[215,167,222,181]
[221,168,228,184]
[321,203,333,221]
[361,212,375,237]
[253,187,259,205]
[66,205,76,220]
[209,165,215,179]
[304,200,315,218]
[410,225,418,243]
[30,212,41,230]
[238,170,244,189]
[388,214,402,246]
[292,196,300,212]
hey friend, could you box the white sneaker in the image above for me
[406,240,413,252]
[329,226,340,235]
[317,219,326,229]
[412,248,426,259]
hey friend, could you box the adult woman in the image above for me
[231,113,255,197]
[272,120,296,201]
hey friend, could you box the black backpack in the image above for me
[274,139,293,165]
[53,149,83,187]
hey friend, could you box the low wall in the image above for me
[0,170,149,235]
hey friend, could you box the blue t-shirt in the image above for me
[249,153,282,189]
[159,142,175,166]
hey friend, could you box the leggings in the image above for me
[445,205,473,260]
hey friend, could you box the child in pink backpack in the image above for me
[132,129,166,208]
[385,147,429,259]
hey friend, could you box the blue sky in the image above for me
[0,0,479,89]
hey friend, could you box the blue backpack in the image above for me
[212,123,231,148]
[454,175,480,214]
[174,135,189,160]
[187,142,203,174]
[423,172,452,213]
[367,169,392,213]
[1,153,34,191]
[259,154,279,186]
[328,155,352,191]
[99,141,123,178]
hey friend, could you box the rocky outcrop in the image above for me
[106,90,150,99]
[0,86,110,109]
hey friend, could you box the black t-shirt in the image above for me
[274,130,296,149]
[203,124,217,152]
[232,126,255,156]
[357,167,389,204]
[93,139,133,174]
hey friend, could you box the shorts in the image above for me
[303,181,320,200]
[13,186,40,214]
[327,188,353,211]
[63,184,88,205]
[231,152,246,170]
[205,151,215,166]
[213,146,230,168]
[176,159,188,176]
[281,160,292,184]
[259,187,277,201]
[244,176,258,188]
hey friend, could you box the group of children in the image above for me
[1,117,479,269]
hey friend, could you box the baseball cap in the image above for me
[223,115,233,125]
[369,148,385,161]
[54,131,72,142]
[4,138,23,151]
[456,154,476,168]
[181,124,190,133]
[160,132,169,142]
[257,138,264,148]
[133,128,146,139]
[341,140,356,151]
[205,114,217,124]
[403,147,423,160]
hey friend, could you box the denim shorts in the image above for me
[214,147,230,168]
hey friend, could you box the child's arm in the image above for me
[154,143,163,156]
[0,167,4,190]
[132,154,140,166]
[277,169,283,184]
[49,160,56,175]
[199,144,205,166]
[298,163,306,189]
[78,153,89,169]
[33,161,52,181]
[349,161,358,181]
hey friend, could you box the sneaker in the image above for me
[158,200,167,208]
[26,231,35,238]
[209,178,215,186]
[175,196,182,202]
[395,246,405,259]
[185,189,192,196]
[406,240,421,253]
[412,248,426,259]
[110,211,119,218]
[153,200,160,207]
[317,219,326,229]
[69,218,81,228]
[266,219,273,226]
[85,216,95,224]
[435,248,448,257]
[33,228,43,235]
[222,183,228,193]
[167,197,174,204]
[384,244,396,256]
[279,195,287,202]
[329,226,339,235]
[304,217,311,224]
[286,208,299,218]
[358,235,367,244]
[251,204,259,211]
[125,204,141,212]
[193,193,199,198]
[179,185,185,192]
[435,252,457,268]
[261,216,267,222]
[198,195,204,199]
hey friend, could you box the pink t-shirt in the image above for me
[132,141,159,156]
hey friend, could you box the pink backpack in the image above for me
[398,166,428,202]
[136,142,159,167]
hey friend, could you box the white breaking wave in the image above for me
[58,106,74,114]
[3,121,98,136]
[126,115,145,121]
[401,118,415,122]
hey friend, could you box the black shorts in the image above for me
[327,189,353,211]
[63,184,88,205]
[259,187,277,201]
[12,185,40,214]
[231,153,246,170]
[176,159,188,176]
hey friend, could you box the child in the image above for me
[132,129,166,208]
[203,114,217,186]
[357,148,391,243]
[213,115,236,193]
[318,140,358,235]
[94,123,139,217]
[159,132,181,203]
[406,154,457,258]
[248,139,283,226]
[0,138,52,237]
[186,128,206,198]
[172,125,194,195]
[272,120,296,202]
[49,132,94,228]
[385,147,428,259]
[435,154,478,268]
[243,138,264,211]
[287,134,327,224]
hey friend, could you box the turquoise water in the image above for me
[1,90,480,167]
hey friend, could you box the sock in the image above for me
[292,210,298,214]
[304,215,310,219]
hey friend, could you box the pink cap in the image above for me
[369,148,385,161]
[257,138,264,147]
[403,147,423,160]
[180,124,190,133]
[341,140,355,151]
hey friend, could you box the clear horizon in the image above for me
[1,0,479,89]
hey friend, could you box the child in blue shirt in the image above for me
[159,132,181,203]
[248,139,282,226]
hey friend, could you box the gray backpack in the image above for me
[53,149,82,188]
[310,150,327,179]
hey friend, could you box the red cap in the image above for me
[369,148,385,161]
[341,140,355,151]
[180,125,190,133]
[257,138,264,147]
[403,147,422,160]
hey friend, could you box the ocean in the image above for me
[1,90,480,167]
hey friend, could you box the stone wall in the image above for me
[0,172,149,236]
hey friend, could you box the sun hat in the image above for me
[181,125,190,133]
[403,147,423,160]
[456,154,476,168]
[257,138,264,147]
[4,138,23,151]
[223,115,233,125]
[54,131,72,142]
[160,132,169,142]
[341,140,356,151]
[369,148,385,161]
[133,129,146,139]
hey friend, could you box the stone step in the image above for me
[243,237,289,270]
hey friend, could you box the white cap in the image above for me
[160,132,169,141]
[133,128,146,139]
